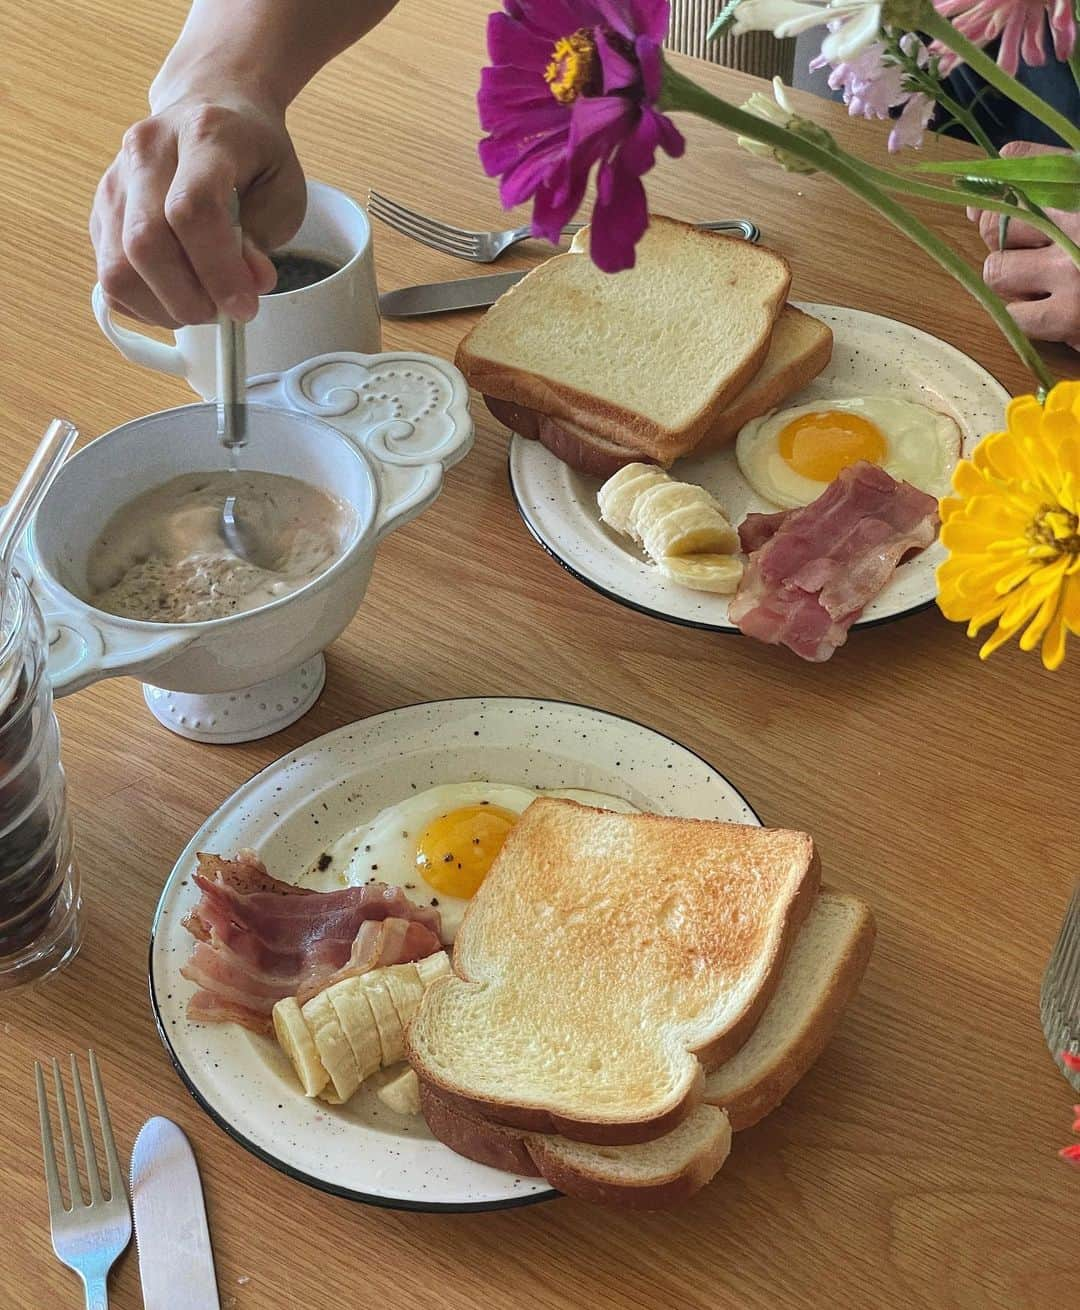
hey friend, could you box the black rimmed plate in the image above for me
[149,696,762,1211]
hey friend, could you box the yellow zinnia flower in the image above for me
[937,379,1080,671]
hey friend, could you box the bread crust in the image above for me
[704,892,876,1129]
[420,1080,731,1208]
[456,218,791,462]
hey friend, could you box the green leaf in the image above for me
[952,175,1080,209]
[707,0,744,40]
[910,151,1080,184]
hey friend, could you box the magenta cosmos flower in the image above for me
[478,0,685,272]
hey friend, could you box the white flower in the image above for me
[737,77,822,173]
[730,0,884,62]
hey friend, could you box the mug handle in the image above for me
[91,283,189,379]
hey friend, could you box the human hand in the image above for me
[90,92,306,327]
[968,141,1080,352]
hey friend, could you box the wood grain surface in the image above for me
[1,1,1078,1307]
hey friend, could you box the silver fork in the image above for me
[35,1052,132,1309]
[368,190,759,260]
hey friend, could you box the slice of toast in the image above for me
[407,799,819,1144]
[705,889,875,1128]
[484,306,832,476]
[420,1084,732,1209]
[457,216,791,464]
[417,889,872,1206]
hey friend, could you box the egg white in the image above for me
[735,395,961,510]
[319,782,637,942]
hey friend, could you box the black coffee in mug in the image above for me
[268,249,343,294]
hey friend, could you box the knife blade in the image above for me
[131,1117,221,1310]
[378,218,762,317]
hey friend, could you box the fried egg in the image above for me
[324,782,637,942]
[735,395,960,510]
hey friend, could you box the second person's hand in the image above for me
[90,90,307,328]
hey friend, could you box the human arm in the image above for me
[91,0,399,327]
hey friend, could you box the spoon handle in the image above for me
[216,191,247,449]
[0,419,79,576]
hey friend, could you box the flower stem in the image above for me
[661,64,1057,392]
[859,162,1080,266]
[918,8,1080,150]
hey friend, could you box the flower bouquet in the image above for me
[477,0,1080,667]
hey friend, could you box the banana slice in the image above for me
[642,503,739,560]
[302,991,360,1102]
[376,1066,422,1117]
[326,978,383,1081]
[272,996,329,1099]
[629,480,714,544]
[383,964,425,1034]
[658,554,745,593]
[360,974,406,1065]
[415,952,451,987]
[597,464,668,536]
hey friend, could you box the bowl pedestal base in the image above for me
[142,654,326,743]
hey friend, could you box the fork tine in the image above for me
[368,194,479,255]
[368,192,481,245]
[51,1057,84,1207]
[70,1055,104,1203]
[89,1050,125,1200]
[35,1061,64,1215]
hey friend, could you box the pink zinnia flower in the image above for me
[478,0,685,272]
[812,33,935,151]
[932,0,1078,75]
[1061,1051,1080,1167]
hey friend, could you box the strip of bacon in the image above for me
[180,852,444,1032]
[730,461,940,662]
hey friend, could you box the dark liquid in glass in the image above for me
[268,250,342,294]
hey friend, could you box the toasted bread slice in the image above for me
[705,889,875,1128]
[407,800,819,1144]
[694,305,833,453]
[458,217,790,464]
[420,1082,732,1209]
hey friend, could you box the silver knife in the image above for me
[131,1117,221,1310]
[379,218,761,317]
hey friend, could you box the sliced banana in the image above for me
[326,978,383,1081]
[382,964,425,1034]
[629,480,714,544]
[415,951,451,987]
[597,463,668,536]
[658,554,745,593]
[360,974,406,1065]
[272,996,329,1099]
[641,502,738,560]
[376,1066,422,1117]
[301,991,360,1102]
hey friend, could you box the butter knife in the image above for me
[379,218,761,317]
[131,1118,221,1310]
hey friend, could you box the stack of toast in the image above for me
[406,798,874,1208]
[455,216,834,477]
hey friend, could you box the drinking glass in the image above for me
[0,571,81,986]
[1041,885,1080,1091]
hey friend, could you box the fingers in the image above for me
[1006,296,1076,344]
[983,247,1057,299]
[165,106,263,321]
[977,208,1049,251]
[91,163,182,327]
[121,119,217,324]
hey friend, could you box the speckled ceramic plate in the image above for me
[508,303,1010,634]
[149,697,761,1211]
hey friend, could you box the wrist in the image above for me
[149,48,291,119]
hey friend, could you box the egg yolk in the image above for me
[416,804,519,899]
[778,411,887,482]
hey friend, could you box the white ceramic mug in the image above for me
[91,180,381,398]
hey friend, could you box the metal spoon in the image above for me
[0,418,79,631]
[215,192,283,571]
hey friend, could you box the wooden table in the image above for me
[2,1,1078,1306]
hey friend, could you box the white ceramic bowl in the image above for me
[18,351,473,740]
